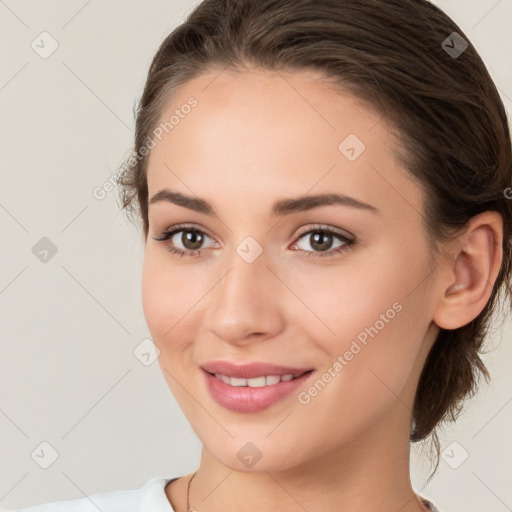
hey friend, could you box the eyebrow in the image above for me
[148,189,380,216]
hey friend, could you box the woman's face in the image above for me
[142,67,442,472]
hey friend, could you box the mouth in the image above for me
[200,360,315,379]
[202,369,314,388]
[201,365,316,413]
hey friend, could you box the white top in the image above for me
[6,476,442,511]
[6,477,178,512]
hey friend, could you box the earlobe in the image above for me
[433,211,503,330]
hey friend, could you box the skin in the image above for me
[141,67,503,512]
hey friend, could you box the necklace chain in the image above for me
[186,471,197,511]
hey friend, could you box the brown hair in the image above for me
[116,0,512,475]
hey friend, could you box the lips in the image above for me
[200,360,317,413]
[201,360,314,379]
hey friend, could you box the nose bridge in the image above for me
[206,240,282,343]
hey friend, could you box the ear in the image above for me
[432,211,503,330]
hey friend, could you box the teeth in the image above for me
[213,373,302,387]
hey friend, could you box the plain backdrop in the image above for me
[0,1,511,510]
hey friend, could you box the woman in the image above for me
[10,0,511,511]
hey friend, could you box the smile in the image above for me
[208,371,309,387]
[202,368,316,413]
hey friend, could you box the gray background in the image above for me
[0,1,511,510]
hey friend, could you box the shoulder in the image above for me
[6,476,178,512]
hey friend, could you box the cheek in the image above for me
[295,245,429,398]
[141,253,207,420]
[141,255,167,340]
[141,251,186,347]
[296,301,423,444]
[284,246,405,349]
[141,249,209,359]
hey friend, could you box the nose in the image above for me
[205,247,284,346]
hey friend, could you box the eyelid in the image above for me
[294,223,355,242]
[155,222,217,241]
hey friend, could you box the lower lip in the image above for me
[202,369,315,413]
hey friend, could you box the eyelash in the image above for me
[152,223,355,259]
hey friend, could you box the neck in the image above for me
[178,408,429,512]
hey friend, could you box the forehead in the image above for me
[150,67,383,164]
[145,67,421,219]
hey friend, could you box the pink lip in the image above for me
[201,360,314,379]
[200,362,316,413]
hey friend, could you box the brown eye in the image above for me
[180,230,205,250]
[292,226,355,259]
[308,231,335,252]
[153,225,217,257]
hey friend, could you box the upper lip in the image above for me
[201,361,314,379]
